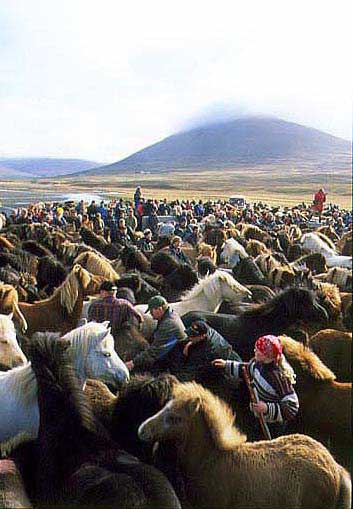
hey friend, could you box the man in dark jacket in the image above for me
[152,320,241,384]
[125,295,187,372]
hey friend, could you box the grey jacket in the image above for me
[133,307,187,370]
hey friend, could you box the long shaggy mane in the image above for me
[172,382,246,449]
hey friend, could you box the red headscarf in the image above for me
[255,335,282,364]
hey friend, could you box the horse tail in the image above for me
[336,466,351,509]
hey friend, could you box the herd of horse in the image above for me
[0,217,351,508]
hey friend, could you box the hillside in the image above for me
[0,158,100,178]
[70,116,351,177]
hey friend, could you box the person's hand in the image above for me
[212,359,227,369]
[125,360,134,370]
[250,401,268,414]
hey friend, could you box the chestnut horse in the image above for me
[139,382,351,509]
[19,265,92,334]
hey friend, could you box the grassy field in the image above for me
[0,165,351,208]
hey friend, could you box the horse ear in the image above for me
[8,312,13,320]
[73,264,81,273]
[102,321,110,329]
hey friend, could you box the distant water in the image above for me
[0,190,109,208]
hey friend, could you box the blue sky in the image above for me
[0,0,351,162]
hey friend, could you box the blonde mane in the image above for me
[173,382,246,449]
[279,335,336,381]
[74,251,120,281]
[55,265,91,314]
[181,270,241,301]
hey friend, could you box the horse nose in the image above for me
[11,354,26,368]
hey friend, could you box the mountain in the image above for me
[0,158,100,178]
[70,116,351,177]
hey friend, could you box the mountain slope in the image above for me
[71,116,350,177]
[0,158,100,178]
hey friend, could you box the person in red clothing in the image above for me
[312,188,326,222]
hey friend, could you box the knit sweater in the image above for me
[225,357,299,424]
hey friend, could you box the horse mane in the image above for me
[173,382,246,449]
[315,231,336,251]
[0,362,37,408]
[279,335,336,382]
[62,321,111,360]
[241,287,314,318]
[28,335,108,440]
[49,265,91,315]
[74,251,120,281]
[180,270,237,301]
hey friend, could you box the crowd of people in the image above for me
[3,187,352,248]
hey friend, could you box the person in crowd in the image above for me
[115,218,134,246]
[147,210,159,237]
[174,216,188,239]
[125,295,186,372]
[93,212,105,235]
[134,186,142,209]
[168,236,191,265]
[213,334,299,437]
[313,188,327,222]
[126,207,138,232]
[184,224,201,247]
[88,281,142,333]
[87,200,98,221]
[137,228,155,255]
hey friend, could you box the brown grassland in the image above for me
[0,165,351,208]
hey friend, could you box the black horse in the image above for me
[27,336,181,509]
[182,287,328,360]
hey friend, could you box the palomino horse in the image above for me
[74,251,120,282]
[0,313,27,371]
[139,382,351,509]
[19,264,92,334]
[0,321,129,455]
[0,283,28,332]
[134,271,252,339]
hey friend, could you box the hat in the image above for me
[147,295,168,312]
[185,320,208,337]
[255,335,282,364]
[100,281,117,292]
[144,228,152,235]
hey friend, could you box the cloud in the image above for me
[0,0,351,161]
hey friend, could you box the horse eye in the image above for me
[103,352,111,357]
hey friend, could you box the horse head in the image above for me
[64,322,129,391]
[0,313,27,369]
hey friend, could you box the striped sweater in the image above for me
[225,357,299,424]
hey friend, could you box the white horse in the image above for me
[220,238,248,268]
[0,321,129,455]
[300,233,352,268]
[135,270,252,339]
[0,313,27,370]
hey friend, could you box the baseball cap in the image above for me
[100,281,117,292]
[147,295,168,312]
[185,320,208,337]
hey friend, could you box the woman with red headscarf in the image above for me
[213,334,299,437]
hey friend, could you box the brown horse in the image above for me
[309,329,351,382]
[139,382,351,509]
[19,265,91,334]
[279,335,351,459]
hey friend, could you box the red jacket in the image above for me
[313,190,326,212]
